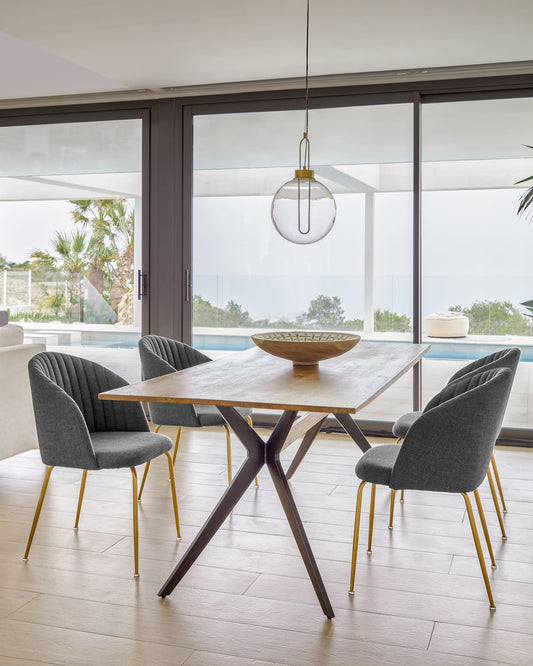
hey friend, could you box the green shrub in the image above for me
[450,300,533,336]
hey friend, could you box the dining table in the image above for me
[99,340,430,618]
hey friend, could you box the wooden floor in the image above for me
[1,428,533,665]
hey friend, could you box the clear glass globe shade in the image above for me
[271,176,336,245]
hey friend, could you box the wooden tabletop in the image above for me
[99,341,430,415]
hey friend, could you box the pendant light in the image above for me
[271,0,336,245]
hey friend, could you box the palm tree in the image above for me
[517,144,533,220]
[31,230,88,321]
[71,199,134,310]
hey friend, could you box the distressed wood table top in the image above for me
[100,341,430,415]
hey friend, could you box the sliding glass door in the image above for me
[0,117,144,382]
[190,90,533,431]
[192,101,413,422]
[421,96,533,428]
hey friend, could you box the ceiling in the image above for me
[2,0,533,105]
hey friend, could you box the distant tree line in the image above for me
[194,293,533,336]
[450,300,533,336]
[194,293,412,333]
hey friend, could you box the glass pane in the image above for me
[192,103,413,422]
[0,119,143,382]
[422,97,533,428]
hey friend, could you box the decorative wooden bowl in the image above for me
[251,331,361,366]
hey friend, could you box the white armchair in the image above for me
[0,322,45,461]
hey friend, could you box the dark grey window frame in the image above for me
[2,72,533,444]
[179,74,533,444]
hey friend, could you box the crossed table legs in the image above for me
[158,407,371,618]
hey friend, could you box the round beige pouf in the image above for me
[425,312,469,338]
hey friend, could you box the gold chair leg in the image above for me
[137,460,151,500]
[486,467,507,540]
[172,427,182,465]
[473,489,496,569]
[74,470,88,529]
[462,492,496,610]
[165,452,181,539]
[491,453,507,513]
[224,418,258,487]
[246,416,259,487]
[224,424,233,485]
[23,466,54,560]
[389,488,396,529]
[395,439,405,503]
[131,467,139,577]
[367,484,376,553]
[349,481,367,594]
[138,424,163,500]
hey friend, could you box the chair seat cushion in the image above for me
[195,404,253,427]
[355,444,401,486]
[91,431,172,469]
[392,411,422,438]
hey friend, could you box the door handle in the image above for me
[184,269,192,302]
[137,270,147,299]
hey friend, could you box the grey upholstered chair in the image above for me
[24,351,180,576]
[137,335,255,499]
[390,347,520,534]
[350,367,514,610]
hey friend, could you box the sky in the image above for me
[193,188,533,320]
[1,185,532,323]
[0,200,73,263]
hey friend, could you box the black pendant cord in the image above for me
[302,0,310,168]
[304,0,309,137]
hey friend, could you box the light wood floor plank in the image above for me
[0,657,59,666]
[0,618,193,665]
[1,431,532,665]
[429,622,533,666]
[183,651,284,666]
[7,595,492,666]
[0,587,39,617]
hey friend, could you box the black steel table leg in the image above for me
[334,413,372,452]
[266,413,335,619]
[158,406,264,597]
[158,407,335,618]
[285,416,327,480]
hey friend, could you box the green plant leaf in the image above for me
[518,188,533,216]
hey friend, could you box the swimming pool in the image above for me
[192,333,533,362]
[52,329,533,362]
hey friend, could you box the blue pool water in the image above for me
[419,341,533,362]
[76,331,533,362]
[192,334,533,362]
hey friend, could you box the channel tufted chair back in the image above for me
[138,335,212,428]
[24,351,180,576]
[136,335,255,498]
[447,347,520,384]
[29,351,149,469]
[389,346,521,531]
[350,367,514,609]
[390,368,513,494]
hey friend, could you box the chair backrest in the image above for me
[29,351,149,469]
[138,335,211,427]
[138,335,211,378]
[389,367,514,494]
[447,347,520,385]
